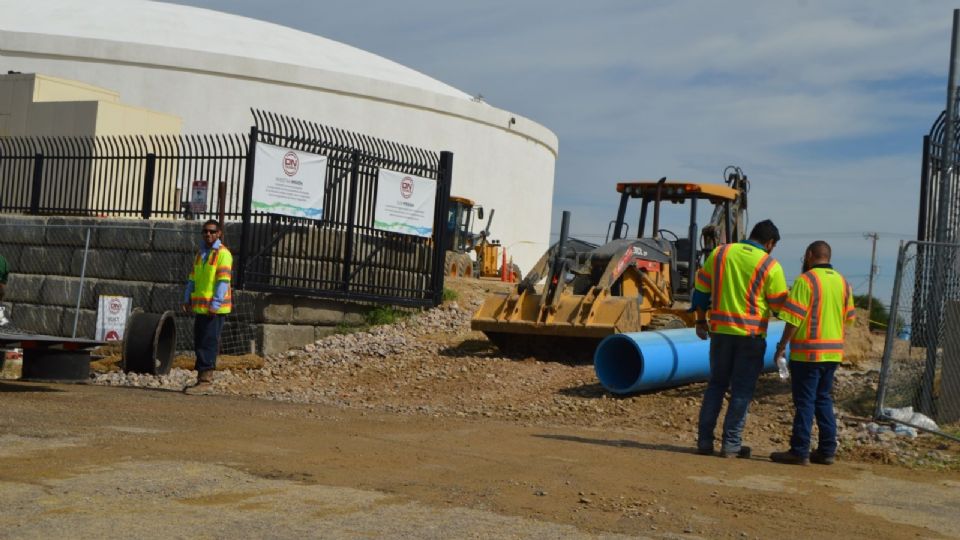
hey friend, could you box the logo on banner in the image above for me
[109,298,123,314]
[400,177,414,199]
[283,152,300,177]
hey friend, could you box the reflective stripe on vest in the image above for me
[703,243,783,337]
[190,246,233,315]
[788,267,850,362]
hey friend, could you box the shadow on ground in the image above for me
[534,433,698,456]
[0,381,61,393]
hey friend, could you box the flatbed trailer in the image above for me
[0,310,177,382]
[0,333,105,381]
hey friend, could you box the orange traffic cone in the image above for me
[500,248,508,282]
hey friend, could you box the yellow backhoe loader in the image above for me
[444,196,521,280]
[471,167,750,356]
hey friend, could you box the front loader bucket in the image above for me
[470,290,642,360]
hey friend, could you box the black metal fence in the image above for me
[0,111,452,308]
[915,104,960,347]
[239,111,452,307]
[0,134,248,219]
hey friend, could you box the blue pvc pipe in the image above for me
[594,321,786,394]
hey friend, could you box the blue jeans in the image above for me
[789,361,838,458]
[194,314,225,372]
[697,333,766,453]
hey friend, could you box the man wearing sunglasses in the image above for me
[182,219,233,394]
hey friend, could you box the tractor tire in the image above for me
[445,251,461,277]
[460,256,474,278]
[647,313,688,330]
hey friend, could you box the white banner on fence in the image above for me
[95,295,132,342]
[373,169,437,237]
[252,143,327,219]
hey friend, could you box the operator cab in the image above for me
[611,180,739,300]
[445,196,483,253]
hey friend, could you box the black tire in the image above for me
[122,311,177,375]
[647,314,688,330]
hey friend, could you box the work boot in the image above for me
[695,446,715,456]
[769,450,809,466]
[184,370,215,395]
[810,450,835,465]
[721,446,751,459]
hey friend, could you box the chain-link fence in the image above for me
[0,217,256,361]
[876,241,960,440]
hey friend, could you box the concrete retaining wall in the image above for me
[0,215,386,356]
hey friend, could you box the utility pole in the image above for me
[864,232,879,319]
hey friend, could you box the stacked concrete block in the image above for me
[60,308,98,339]
[94,279,154,311]
[40,276,98,308]
[0,216,413,355]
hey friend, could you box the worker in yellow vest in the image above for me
[692,219,788,458]
[770,241,855,465]
[182,219,233,394]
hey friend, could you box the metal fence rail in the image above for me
[876,241,960,438]
[0,134,248,219]
[0,110,452,308]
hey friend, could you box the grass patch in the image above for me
[365,306,410,326]
[442,287,459,302]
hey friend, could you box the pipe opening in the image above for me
[594,335,644,393]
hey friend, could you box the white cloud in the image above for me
[166,0,958,298]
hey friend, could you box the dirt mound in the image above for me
[843,308,885,369]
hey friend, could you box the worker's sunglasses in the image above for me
[201,229,218,235]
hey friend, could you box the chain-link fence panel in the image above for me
[877,241,960,438]
[0,217,256,364]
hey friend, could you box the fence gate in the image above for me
[237,111,452,307]
[876,241,960,435]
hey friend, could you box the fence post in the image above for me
[72,228,93,338]
[237,126,258,289]
[430,151,454,306]
[875,240,910,419]
[340,150,361,292]
[29,153,44,215]
[141,153,157,219]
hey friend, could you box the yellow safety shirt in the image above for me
[695,241,788,337]
[779,265,855,362]
[189,244,233,315]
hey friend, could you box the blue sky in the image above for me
[170,0,957,306]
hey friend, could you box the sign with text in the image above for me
[190,180,208,214]
[95,295,132,342]
[373,169,437,237]
[252,143,327,219]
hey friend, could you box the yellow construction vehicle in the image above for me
[444,196,521,280]
[471,168,750,356]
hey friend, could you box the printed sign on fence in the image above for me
[95,295,132,341]
[190,180,208,214]
[373,169,437,237]
[252,143,327,219]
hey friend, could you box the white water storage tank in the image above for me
[0,0,558,272]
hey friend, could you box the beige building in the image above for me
[0,73,181,137]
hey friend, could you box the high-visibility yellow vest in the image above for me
[189,245,233,315]
[779,266,855,362]
[695,242,788,337]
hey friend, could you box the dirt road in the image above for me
[0,381,957,539]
